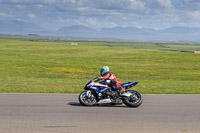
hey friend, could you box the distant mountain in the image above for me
[0,20,50,35]
[101,26,200,41]
[156,26,200,41]
[1,19,200,41]
[160,26,200,33]
[57,25,97,33]
[55,25,101,38]
[101,27,157,40]
[101,27,156,34]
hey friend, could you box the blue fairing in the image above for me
[84,86,101,93]
[84,77,111,93]
[84,77,98,89]
[122,81,138,89]
[85,86,110,93]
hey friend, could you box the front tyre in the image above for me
[79,91,97,106]
[123,90,143,108]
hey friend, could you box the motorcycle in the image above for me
[79,77,143,107]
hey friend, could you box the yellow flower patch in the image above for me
[57,67,85,73]
[56,67,86,77]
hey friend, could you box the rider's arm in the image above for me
[96,77,106,82]
[101,73,110,80]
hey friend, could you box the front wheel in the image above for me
[79,91,97,106]
[122,90,143,108]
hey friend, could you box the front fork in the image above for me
[86,90,100,101]
[86,90,92,97]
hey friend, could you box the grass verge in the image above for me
[0,39,200,94]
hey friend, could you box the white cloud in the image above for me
[85,18,98,26]
[182,10,200,27]
[36,4,44,8]
[27,13,36,19]
[0,12,7,17]
[190,11,200,19]
[156,0,172,8]
[15,5,26,9]
[1,0,56,4]
[1,0,200,30]
[129,0,145,10]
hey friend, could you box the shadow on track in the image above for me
[68,102,127,108]
[68,102,82,106]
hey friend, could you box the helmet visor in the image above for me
[100,68,104,76]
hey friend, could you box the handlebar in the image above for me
[94,78,103,82]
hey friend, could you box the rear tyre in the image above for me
[123,90,143,107]
[79,91,97,106]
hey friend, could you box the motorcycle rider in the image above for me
[99,66,125,92]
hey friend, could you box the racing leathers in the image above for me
[100,72,125,92]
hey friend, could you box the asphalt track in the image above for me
[0,93,200,133]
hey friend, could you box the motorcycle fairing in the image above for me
[122,81,138,89]
[84,81,110,93]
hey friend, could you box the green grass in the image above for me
[64,41,200,51]
[0,39,200,94]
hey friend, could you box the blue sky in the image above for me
[0,0,200,30]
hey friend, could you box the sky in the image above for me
[0,0,200,30]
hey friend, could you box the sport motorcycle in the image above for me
[79,77,143,107]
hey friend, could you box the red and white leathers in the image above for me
[101,72,125,92]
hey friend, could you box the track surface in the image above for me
[0,93,200,133]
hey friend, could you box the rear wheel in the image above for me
[123,90,143,107]
[79,91,97,106]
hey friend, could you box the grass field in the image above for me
[64,41,200,51]
[0,39,200,94]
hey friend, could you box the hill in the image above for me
[1,19,200,41]
[0,20,50,35]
